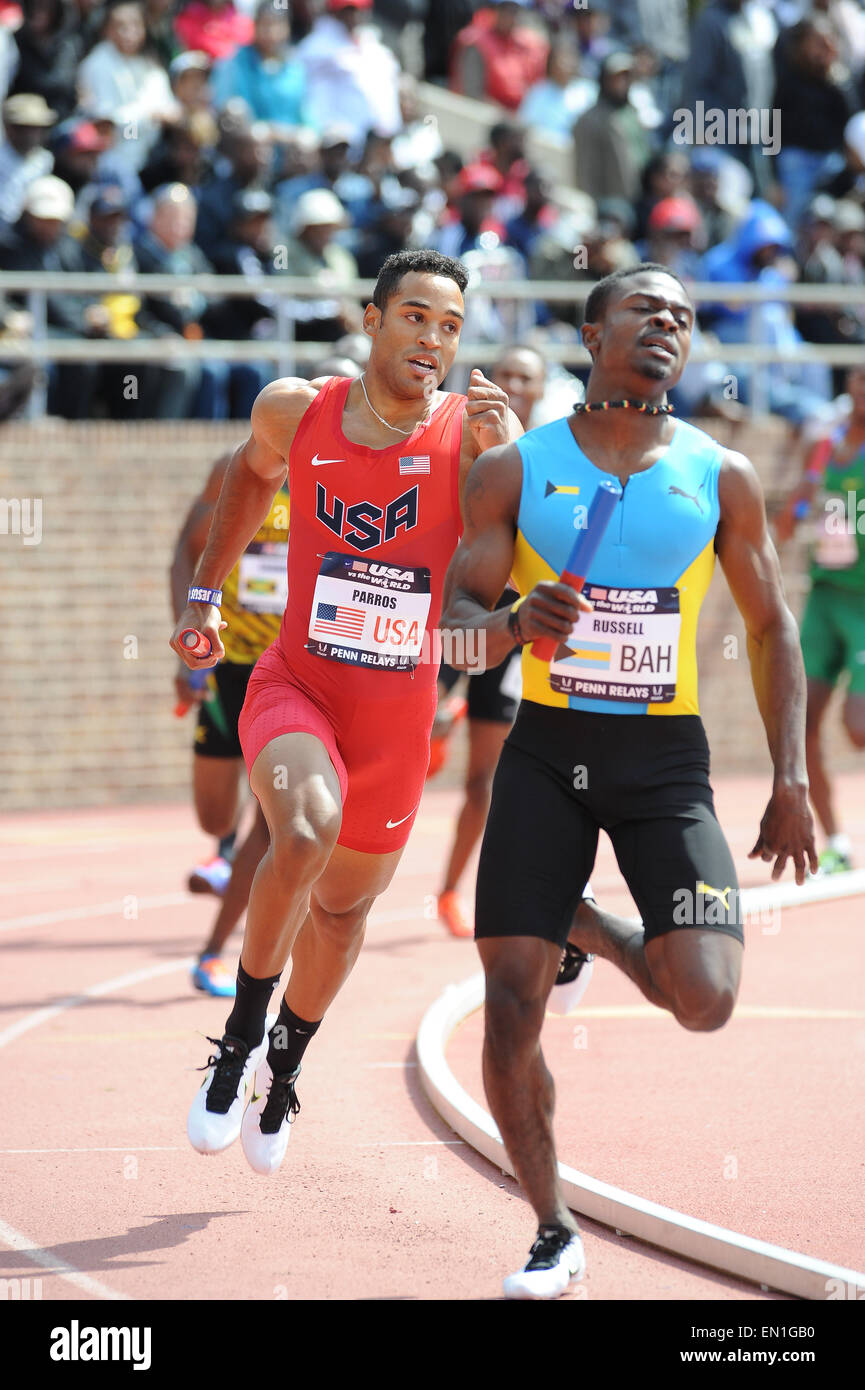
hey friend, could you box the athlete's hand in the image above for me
[169,604,226,669]
[465,368,511,453]
[749,780,818,884]
[517,581,593,643]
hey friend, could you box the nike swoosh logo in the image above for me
[311,454,343,466]
[386,810,417,829]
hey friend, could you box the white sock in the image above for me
[827,833,851,856]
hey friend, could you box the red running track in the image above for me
[0,773,863,1301]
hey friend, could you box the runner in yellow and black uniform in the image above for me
[171,454,289,995]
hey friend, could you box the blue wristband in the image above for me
[188,585,223,607]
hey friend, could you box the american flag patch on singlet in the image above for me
[399,455,431,475]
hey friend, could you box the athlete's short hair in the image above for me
[583,263,690,325]
[373,249,469,312]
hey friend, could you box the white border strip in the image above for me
[417,971,865,1301]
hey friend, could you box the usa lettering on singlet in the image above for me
[511,417,726,716]
[279,376,466,693]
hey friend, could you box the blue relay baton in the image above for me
[531,477,623,661]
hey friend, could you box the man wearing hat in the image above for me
[574,51,651,203]
[276,187,361,341]
[0,93,56,228]
[432,163,505,258]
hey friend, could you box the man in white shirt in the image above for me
[295,0,401,155]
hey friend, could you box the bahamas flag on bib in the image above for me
[511,417,724,715]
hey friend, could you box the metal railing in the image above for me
[2,273,863,418]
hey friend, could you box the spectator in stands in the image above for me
[642,195,704,279]
[139,110,215,194]
[77,2,180,173]
[168,49,214,117]
[504,168,557,264]
[774,15,858,232]
[355,182,420,276]
[469,120,529,221]
[296,0,401,152]
[796,194,865,394]
[679,0,777,195]
[432,163,505,258]
[194,116,273,261]
[142,0,179,69]
[174,0,254,62]
[701,197,833,424]
[275,186,362,341]
[689,148,738,249]
[8,0,83,122]
[210,0,307,127]
[451,0,549,111]
[561,0,613,81]
[422,0,474,85]
[0,92,55,228]
[391,74,443,177]
[632,148,690,242]
[50,117,113,212]
[574,51,651,203]
[274,124,352,222]
[517,38,598,145]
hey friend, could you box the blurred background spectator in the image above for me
[295,0,401,152]
[0,92,56,229]
[574,50,651,202]
[210,0,307,127]
[451,0,548,111]
[7,0,84,122]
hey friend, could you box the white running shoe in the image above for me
[187,1016,275,1155]
[548,882,596,1016]
[241,1059,301,1176]
[503,1226,586,1300]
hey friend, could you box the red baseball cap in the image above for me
[457,164,504,196]
[326,0,373,9]
[648,197,702,234]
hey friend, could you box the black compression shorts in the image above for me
[193,660,255,759]
[475,701,743,949]
[438,588,520,724]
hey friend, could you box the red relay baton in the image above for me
[179,627,213,659]
[531,478,623,662]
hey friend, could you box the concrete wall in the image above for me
[0,416,858,811]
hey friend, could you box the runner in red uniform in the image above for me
[170,249,522,1173]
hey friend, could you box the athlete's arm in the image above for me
[774,435,831,544]
[169,377,314,667]
[440,443,589,671]
[169,453,231,621]
[716,451,818,883]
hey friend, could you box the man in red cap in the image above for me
[433,163,506,258]
[644,196,705,279]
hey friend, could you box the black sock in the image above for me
[267,998,321,1077]
[218,832,237,864]
[224,964,281,1049]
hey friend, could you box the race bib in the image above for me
[238,542,289,613]
[549,584,681,704]
[307,551,431,671]
[814,500,858,569]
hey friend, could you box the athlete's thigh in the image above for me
[310,842,404,916]
[610,803,743,954]
[249,732,343,842]
[646,925,743,1010]
[475,738,599,950]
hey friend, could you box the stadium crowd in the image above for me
[0,0,863,421]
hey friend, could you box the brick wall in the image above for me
[0,417,859,811]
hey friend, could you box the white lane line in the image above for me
[0,1217,130,1300]
[0,957,197,1301]
[0,958,194,1052]
[0,1147,184,1155]
[0,893,194,934]
[355,1141,465,1147]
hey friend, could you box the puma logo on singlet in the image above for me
[315,482,419,553]
[697,882,732,910]
[668,483,706,514]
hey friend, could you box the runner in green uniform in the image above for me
[776,367,865,872]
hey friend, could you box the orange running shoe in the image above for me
[437,890,474,939]
[426,695,468,780]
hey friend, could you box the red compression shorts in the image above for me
[238,642,437,854]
